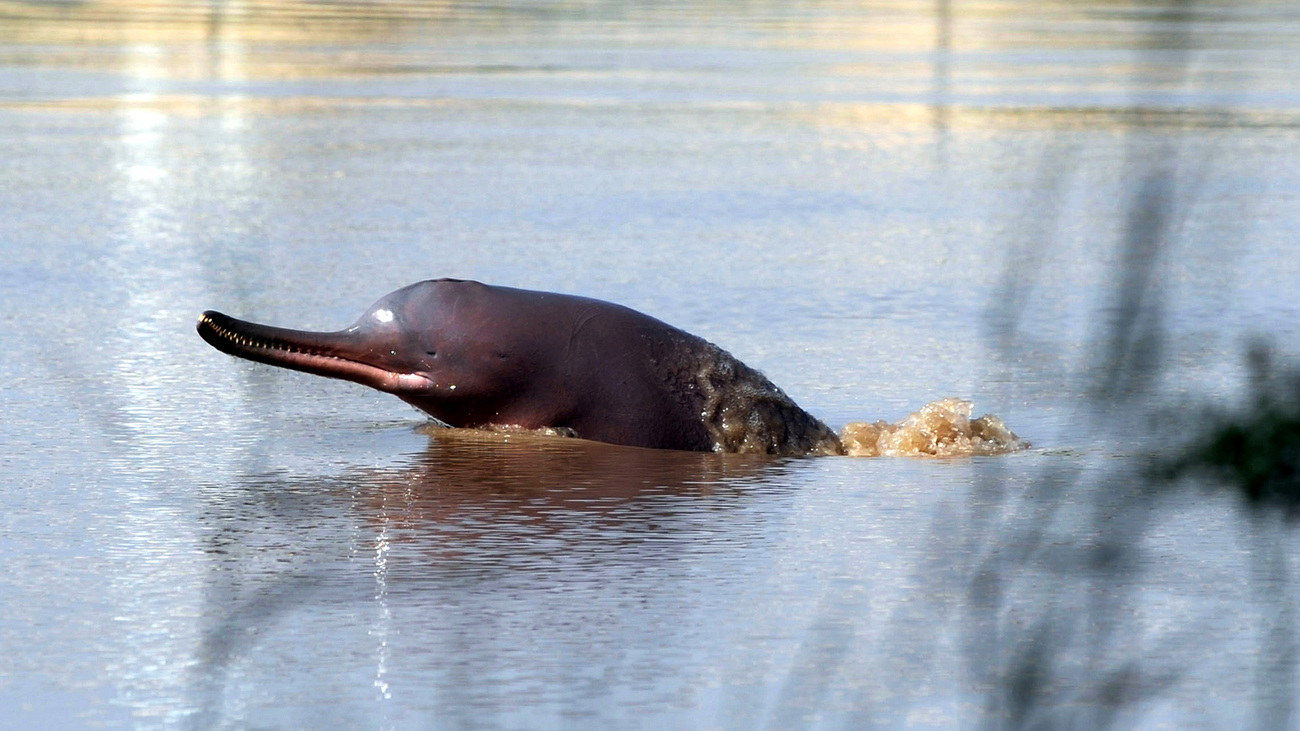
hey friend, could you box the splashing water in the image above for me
[839,398,1027,458]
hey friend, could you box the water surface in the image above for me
[3,1,1300,727]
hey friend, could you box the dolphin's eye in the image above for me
[426,350,437,357]
[389,350,397,356]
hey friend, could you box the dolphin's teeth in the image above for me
[201,316,343,360]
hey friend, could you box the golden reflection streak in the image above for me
[0,0,455,43]
[2,93,1295,133]
[2,0,1288,53]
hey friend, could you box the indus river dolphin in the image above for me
[197,279,844,455]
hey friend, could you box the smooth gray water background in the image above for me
[4,1,1300,728]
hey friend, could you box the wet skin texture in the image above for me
[197,279,840,454]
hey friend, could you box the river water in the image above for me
[3,1,1300,728]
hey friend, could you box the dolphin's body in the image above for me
[198,279,841,455]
